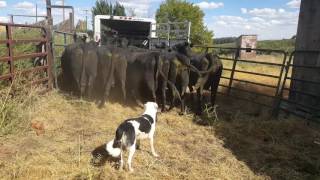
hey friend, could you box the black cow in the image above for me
[173,42,223,114]
[61,38,84,94]
[159,49,190,114]
[98,45,128,106]
[121,48,181,107]
[125,50,159,103]
[95,45,115,107]
[81,41,99,98]
[154,43,203,114]
[61,39,98,99]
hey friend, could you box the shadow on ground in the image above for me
[210,96,320,179]
[90,144,120,168]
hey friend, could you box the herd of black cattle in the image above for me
[60,36,223,115]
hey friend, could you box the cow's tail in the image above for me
[194,54,221,90]
[106,127,123,157]
[176,53,202,76]
[79,49,86,97]
[154,53,182,103]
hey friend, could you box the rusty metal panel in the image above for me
[0,23,52,91]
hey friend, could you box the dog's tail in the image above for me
[106,128,123,157]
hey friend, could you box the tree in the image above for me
[113,2,126,16]
[92,0,126,30]
[156,0,213,45]
[92,0,126,17]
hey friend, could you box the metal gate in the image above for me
[193,46,320,121]
[194,46,287,110]
[0,23,52,90]
[51,30,74,88]
[276,50,320,121]
[150,21,191,49]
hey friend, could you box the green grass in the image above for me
[215,42,236,48]
[257,39,295,52]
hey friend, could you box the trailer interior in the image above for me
[100,19,151,47]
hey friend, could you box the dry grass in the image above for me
[219,54,291,107]
[0,75,44,136]
[0,90,319,180]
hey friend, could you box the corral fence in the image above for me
[0,23,52,91]
[194,45,320,122]
[52,30,74,88]
[276,50,320,121]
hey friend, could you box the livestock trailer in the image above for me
[94,15,191,49]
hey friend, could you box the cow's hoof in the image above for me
[196,111,202,116]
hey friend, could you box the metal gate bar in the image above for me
[276,50,320,120]
[51,30,74,88]
[0,23,52,89]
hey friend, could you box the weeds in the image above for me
[0,75,41,136]
[193,104,219,128]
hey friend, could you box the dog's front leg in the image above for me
[150,137,159,157]
[127,145,136,172]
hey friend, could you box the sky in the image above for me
[0,0,301,40]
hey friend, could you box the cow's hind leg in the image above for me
[196,86,204,115]
[161,80,167,112]
[168,68,177,111]
[179,71,189,115]
[145,74,157,102]
[87,75,96,100]
[117,59,127,102]
[211,68,222,106]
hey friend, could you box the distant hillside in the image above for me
[214,37,238,44]
[214,39,295,52]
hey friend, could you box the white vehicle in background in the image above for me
[94,15,191,49]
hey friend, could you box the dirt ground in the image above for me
[0,91,320,180]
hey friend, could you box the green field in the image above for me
[214,39,295,52]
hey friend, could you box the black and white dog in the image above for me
[106,102,159,172]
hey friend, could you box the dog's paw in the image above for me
[129,168,134,172]
[153,153,159,157]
